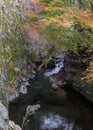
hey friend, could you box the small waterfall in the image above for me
[44,53,64,77]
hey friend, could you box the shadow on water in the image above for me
[9,71,93,130]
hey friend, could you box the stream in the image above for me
[9,70,93,130]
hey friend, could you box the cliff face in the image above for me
[0,101,22,130]
[65,49,93,104]
[0,83,22,130]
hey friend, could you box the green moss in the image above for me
[0,0,28,86]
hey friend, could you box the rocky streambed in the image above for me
[9,52,93,130]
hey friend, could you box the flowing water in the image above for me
[44,59,64,77]
[9,69,93,130]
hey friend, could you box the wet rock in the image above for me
[9,90,19,102]
[20,78,30,87]
[9,120,22,130]
[19,84,27,95]
[51,83,59,90]
[9,95,17,102]
[49,76,58,90]
[9,83,28,102]
[9,75,31,102]
[21,77,26,82]
[58,81,66,87]
[49,68,66,89]
[27,74,36,79]
[49,76,56,83]
[24,81,30,86]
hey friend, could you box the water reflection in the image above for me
[41,114,82,130]
[9,71,93,130]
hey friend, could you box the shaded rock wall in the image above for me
[65,52,93,104]
[0,102,22,130]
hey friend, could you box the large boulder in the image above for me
[0,102,22,130]
[9,120,22,130]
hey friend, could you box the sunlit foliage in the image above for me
[38,0,93,83]
[39,0,93,52]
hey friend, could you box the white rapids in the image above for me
[44,55,64,77]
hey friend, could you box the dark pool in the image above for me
[9,72,93,130]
